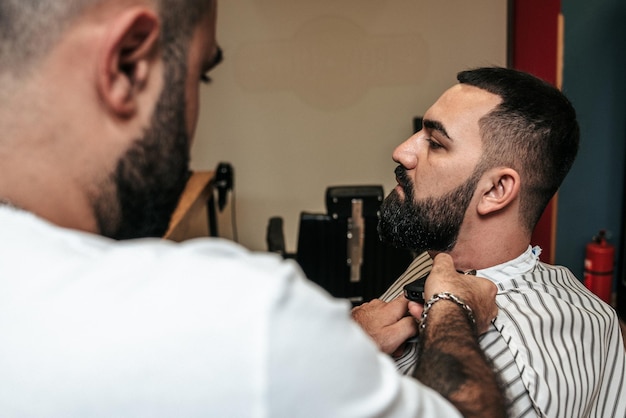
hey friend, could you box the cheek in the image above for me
[413,165,437,196]
[184,81,200,140]
[414,164,472,199]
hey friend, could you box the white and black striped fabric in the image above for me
[381,247,626,418]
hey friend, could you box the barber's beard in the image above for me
[93,56,191,240]
[378,165,480,253]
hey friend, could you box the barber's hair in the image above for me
[457,67,579,233]
[0,0,213,78]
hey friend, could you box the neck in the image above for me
[0,66,103,235]
[0,156,100,234]
[436,223,530,272]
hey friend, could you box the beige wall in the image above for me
[190,0,508,252]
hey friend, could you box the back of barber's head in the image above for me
[458,67,580,232]
[0,0,213,79]
[0,0,217,240]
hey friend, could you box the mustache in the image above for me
[394,165,412,191]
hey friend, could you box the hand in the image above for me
[352,296,418,356]
[414,255,506,417]
[417,253,498,335]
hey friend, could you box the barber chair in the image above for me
[268,186,413,306]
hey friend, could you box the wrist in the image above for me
[420,292,476,333]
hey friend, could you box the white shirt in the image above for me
[0,206,461,417]
[381,248,626,418]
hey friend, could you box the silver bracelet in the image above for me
[420,292,476,330]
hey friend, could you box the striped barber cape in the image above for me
[380,247,626,418]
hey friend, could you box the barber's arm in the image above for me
[413,253,505,418]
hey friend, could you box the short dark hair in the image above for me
[457,67,580,232]
[0,0,213,78]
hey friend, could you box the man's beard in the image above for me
[378,165,480,253]
[93,51,191,240]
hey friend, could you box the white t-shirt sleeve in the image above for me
[0,209,463,417]
[266,263,461,418]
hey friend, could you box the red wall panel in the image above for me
[512,0,561,263]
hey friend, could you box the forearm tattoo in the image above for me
[414,300,506,418]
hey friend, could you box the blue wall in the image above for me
[557,0,626,281]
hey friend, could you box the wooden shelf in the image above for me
[164,171,215,242]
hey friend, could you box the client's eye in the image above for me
[426,138,443,150]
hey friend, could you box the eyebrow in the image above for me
[423,119,452,141]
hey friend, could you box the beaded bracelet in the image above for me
[419,292,476,330]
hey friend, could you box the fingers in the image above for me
[429,252,455,277]
[352,296,410,323]
[425,253,499,336]
[352,298,418,355]
[382,316,419,352]
[407,300,424,319]
[423,253,459,299]
[388,294,412,315]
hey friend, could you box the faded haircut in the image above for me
[457,67,580,233]
[0,0,213,78]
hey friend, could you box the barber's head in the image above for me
[0,0,220,239]
[379,67,579,253]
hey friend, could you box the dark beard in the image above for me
[93,43,191,240]
[378,165,480,253]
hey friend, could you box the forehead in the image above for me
[187,4,218,61]
[194,1,217,43]
[425,84,502,141]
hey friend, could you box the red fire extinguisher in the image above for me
[583,230,615,304]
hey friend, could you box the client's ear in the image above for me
[97,8,160,118]
[476,168,521,216]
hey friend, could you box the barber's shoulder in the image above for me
[113,237,297,279]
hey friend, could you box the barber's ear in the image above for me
[476,168,521,216]
[97,8,160,118]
